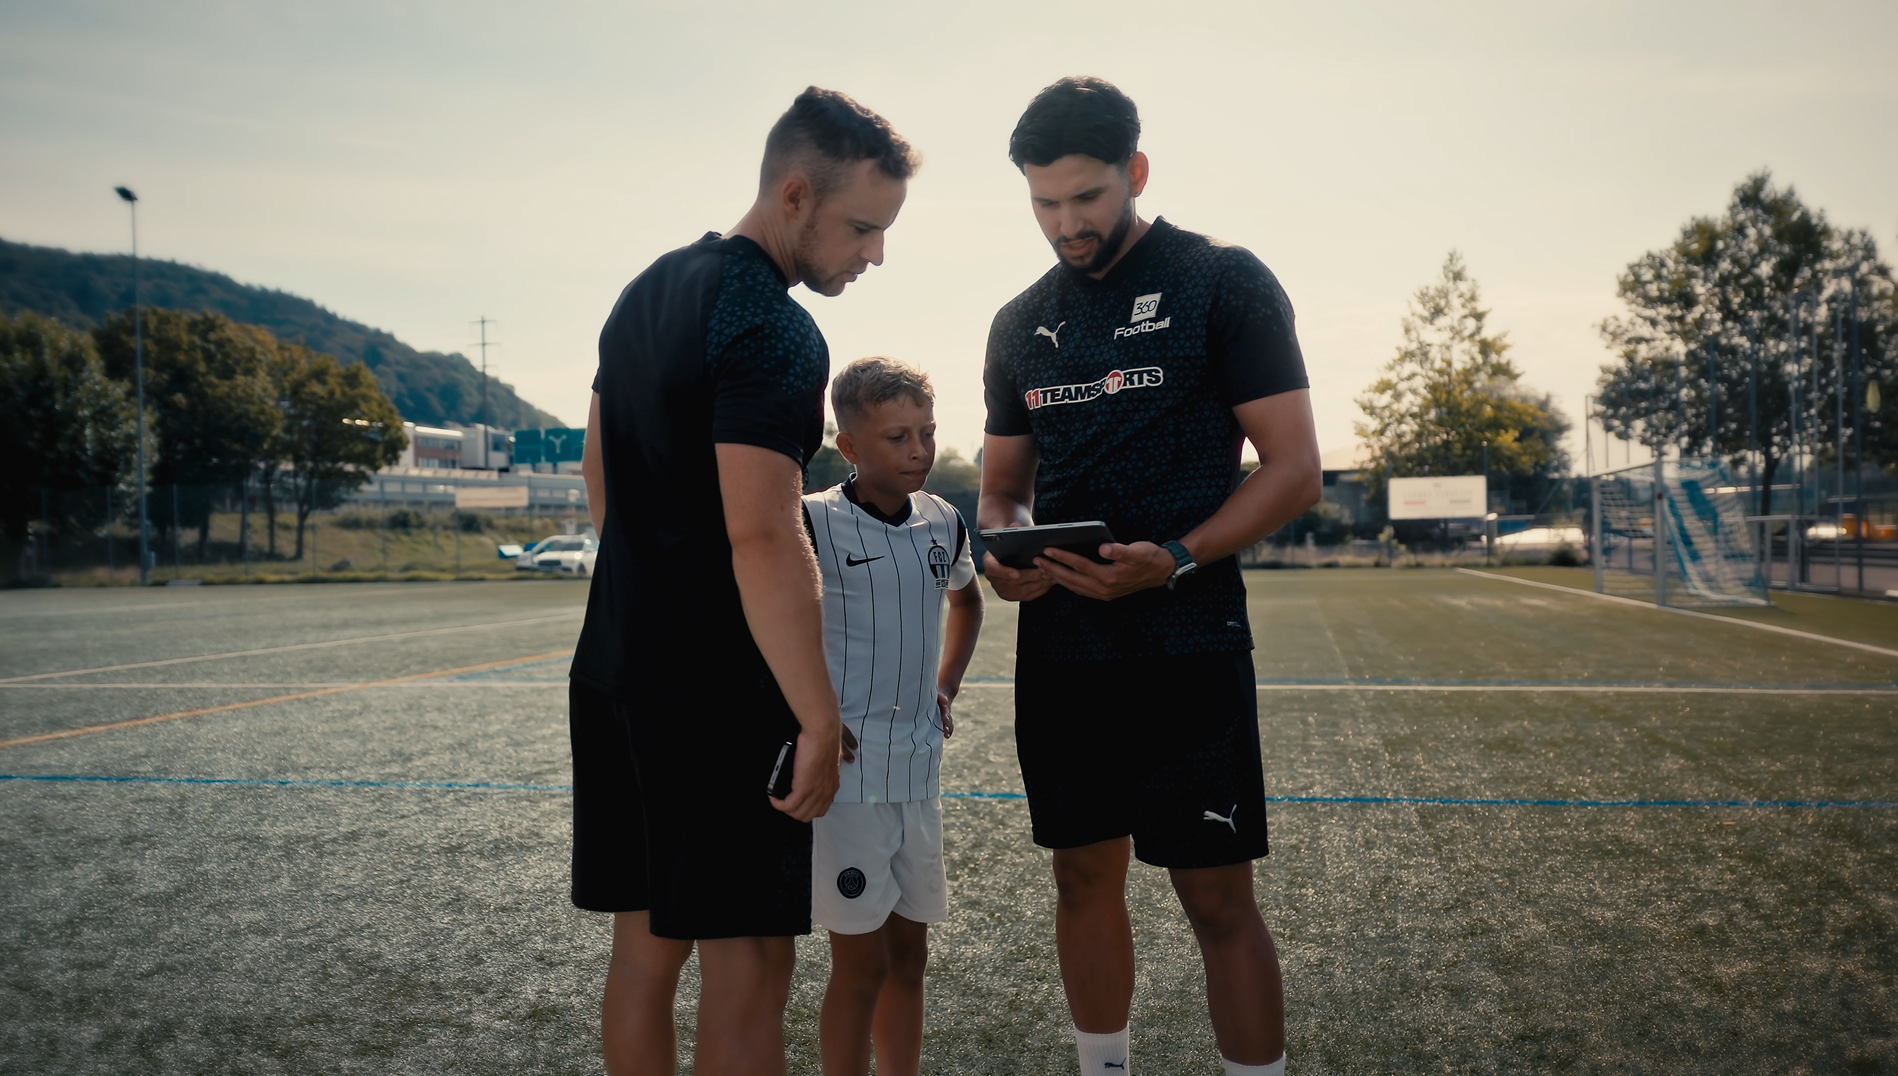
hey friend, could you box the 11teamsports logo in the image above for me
[1023,366,1164,410]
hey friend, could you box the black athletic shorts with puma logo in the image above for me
[1013,650,1268,869]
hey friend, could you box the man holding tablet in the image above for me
[978,77,1321,1076]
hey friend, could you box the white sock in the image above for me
[1220,1056,1285,1076]
[1074,1026,1130,1074]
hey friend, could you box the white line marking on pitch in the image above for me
[0,681,569,689]
[958,683,1895,695]
[0,612,584,684]
[1455,569,1898,660]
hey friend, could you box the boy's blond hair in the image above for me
[830,356,934,430]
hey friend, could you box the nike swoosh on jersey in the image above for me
[845,554,885,567]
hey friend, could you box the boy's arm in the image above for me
[935,578,984,738]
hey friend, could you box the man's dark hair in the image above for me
[1008,76,1140,171]
[760,86,919,197]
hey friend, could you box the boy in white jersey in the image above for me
[803,357,983,1076]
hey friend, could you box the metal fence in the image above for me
[8,475,594,585]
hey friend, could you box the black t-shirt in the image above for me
[983,218,1308,660]
[572,233,829,698]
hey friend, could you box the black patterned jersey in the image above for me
[573,232,829,699]
[983,218,1308,660]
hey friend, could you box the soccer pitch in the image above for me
[2,571,1894,1074]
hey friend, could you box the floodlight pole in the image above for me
[115,186,149,586]
[1706,344,1717,462]
[1850,279,1863,593]
[1747,319,1759,516]
[475,316,494,470]
[1653,453,1668,608]
[1834,304,1845,584]
[1590,474,1604,595]
[1583,395,1593,477]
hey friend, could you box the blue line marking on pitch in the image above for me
[0,773,568,792]
[2,774,1892,808]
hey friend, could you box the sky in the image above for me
[4,1,1895,466]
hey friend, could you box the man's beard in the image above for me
[1054,194,1135,275]
[793,213,851,296]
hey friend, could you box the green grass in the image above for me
[1,572,1894,1073]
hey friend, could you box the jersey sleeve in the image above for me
[710,323,828,464]
[982,310,1033,437]
[1206,248,1310,407]
[949,507,977,590]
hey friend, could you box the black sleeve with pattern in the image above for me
[1207,248,1310,407]
[982,310,1032,437]
[710,324,826,463]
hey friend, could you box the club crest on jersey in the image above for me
[928,542,951,589]
[1023,366,1164,410]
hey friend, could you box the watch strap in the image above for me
[1161,540,1197,589]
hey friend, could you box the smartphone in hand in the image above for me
[766,741,795,799]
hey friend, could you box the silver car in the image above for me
[529,535,598,576]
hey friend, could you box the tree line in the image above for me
[0,308,405,561]
[1595,171,1895,514]
[1353,171,1895,532]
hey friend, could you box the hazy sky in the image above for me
[4,1,1895,463]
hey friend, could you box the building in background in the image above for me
[1320,444,1374,529]
[391,423,516,471]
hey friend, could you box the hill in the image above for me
[0,238,563,428]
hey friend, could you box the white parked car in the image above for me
[525,535,598,576]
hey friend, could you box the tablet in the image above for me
[978,521,1119,570]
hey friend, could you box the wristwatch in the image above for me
[1161,540,1198,590]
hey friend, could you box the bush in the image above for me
[455,511,490,533]
[1549,545,1582,567]
[386,508,425,531]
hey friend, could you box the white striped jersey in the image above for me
[803,480,978,803]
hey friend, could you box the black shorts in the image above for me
[1014,650,1268,869]
[568,678,812,939]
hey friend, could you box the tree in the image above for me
[0,312,136,540]
[1596,172,1895,513]
[274,345,406,560]
[1355,252,1569,520]
[94,309,282,557]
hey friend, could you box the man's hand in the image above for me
[937,689,956,738]
[983,549,1054,603]
[771,722,842,822]
[1034,541,1175,601]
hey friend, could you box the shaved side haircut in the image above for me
[760,86,920,198]
[830,356,933,430]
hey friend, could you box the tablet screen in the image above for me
[977,521,1119,570]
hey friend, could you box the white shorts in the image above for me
[811,798,947,935]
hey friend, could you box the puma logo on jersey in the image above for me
[1203,805,1237,833]
[845,554,884,567]
[1035,322,1065,348]
[1023,366,1163,410]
